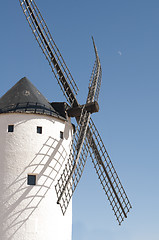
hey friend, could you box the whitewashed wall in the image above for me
[0,113,73,240]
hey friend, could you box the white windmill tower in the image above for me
[0,77,73,239]
[0,0,132,239]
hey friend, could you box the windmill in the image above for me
[18,0,132,225]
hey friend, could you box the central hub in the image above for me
[67,101,99,118]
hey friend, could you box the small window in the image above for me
[27,174,37,185]
[60,131,64,139]
[8,125,14,132]
[37,126,42,134]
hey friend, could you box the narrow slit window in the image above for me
[8,125,14,132]
[37,126,42,134]
[60,131,64,139]
[27,174,37,185]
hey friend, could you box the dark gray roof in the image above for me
[0,77,66,120]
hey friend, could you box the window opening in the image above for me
[8,125,14,132]
[27,174,37,185]
[60,131,64,139]
[37,126,42,134]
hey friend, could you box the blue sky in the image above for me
[1,1,159,239]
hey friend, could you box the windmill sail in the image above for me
[55,108,91,214]
[87,118,132,225]
[19,0,79,107]
[55,39,102,213]
[87,37,102,103]
[19,0,132,225]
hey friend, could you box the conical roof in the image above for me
[0,77,66,120]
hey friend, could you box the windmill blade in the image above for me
[87,118,132,225]
[55,40,103,213]
[19,1,131,223]
[87,37,102,104]
[55,108,92,214]
[92,36,99,60]
[19,0,79,107]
